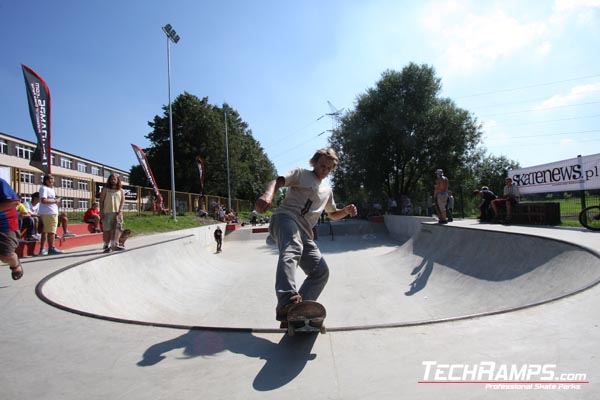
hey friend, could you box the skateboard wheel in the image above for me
[320,325,327,334]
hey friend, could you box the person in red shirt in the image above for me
[83,202,101,233]
[0,178,23,280]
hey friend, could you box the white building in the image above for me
[0,132,133,212]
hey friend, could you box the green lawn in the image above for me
[118,210,265,237]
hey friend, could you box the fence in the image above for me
[8,166,253,220]
[360,188,600,221]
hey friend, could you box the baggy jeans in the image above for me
[269,213,329,312]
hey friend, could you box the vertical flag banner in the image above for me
[21,64,52,174]
[131,143,162,203]
[196,156,205,195]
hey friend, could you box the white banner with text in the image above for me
[509,153,600,195]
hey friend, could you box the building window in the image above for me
[62,198,74,210]
[16,144,34,160]
[61,157,72,169]
[78,181,89,191]
[19,171,35,184]
[78,162,87,173]
[91,166,100,176]
[78,200,89,210]
[0,140,7,154]
[61,178,74,189]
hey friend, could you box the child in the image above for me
[255,148,357,324]
[83,202,102,233]
[0,178,24,280]
[214,226,223,253]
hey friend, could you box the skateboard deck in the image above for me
[118,229,131,247]
[285,300,327,336]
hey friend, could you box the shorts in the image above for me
[493,198,517,208]
[436,192,449,210]
[101,212,118,231]
[0,231,20,257]
[40,214,59,234]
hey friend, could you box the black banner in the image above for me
[21,64,52,174]
[131,143,162,202]
[96,184,138,201]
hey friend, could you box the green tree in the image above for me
[131,92,276,201]
[329,63,483,207]
[471,154,521,195]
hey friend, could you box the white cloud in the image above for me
[420,0,600,76]
[537,82,600,109]
[553,0,600,13]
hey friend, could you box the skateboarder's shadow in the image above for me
[405,259,434,296]
[137,329,318,390]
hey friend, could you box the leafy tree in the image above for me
[131,92,276,201]
[329,63,483,207]
[470,153,521,195]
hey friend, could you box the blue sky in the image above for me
[1,0,599,178]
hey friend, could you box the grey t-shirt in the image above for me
[275,168,336,238]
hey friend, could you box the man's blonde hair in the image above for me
[309,148,339,168]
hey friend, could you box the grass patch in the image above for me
[119,210,273,237]
[121,212,219,236]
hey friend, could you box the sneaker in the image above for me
[39,248,48,256]
[103,244,111,253]
[32,233,41,241]
[94,228,101,233]
[48,247,64,255]
[63,231,76,238]
[275,294,303,321]
[113,244,125,251]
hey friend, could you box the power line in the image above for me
[486,137,600,149]
[456,74,600,99]
[483,113,600,128]
[484,129,600,141]
[479,100,600,118]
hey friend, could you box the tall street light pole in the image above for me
[162,23,180,222]
[224,108,232,211]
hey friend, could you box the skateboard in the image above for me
[285,300,327,336]
[118,229,131,247]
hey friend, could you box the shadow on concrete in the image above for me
[404,259,434,296]
[412,225,578,281]
[137,329,318,391]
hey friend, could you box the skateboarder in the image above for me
[255,147,357,323]
[214,226,223,253]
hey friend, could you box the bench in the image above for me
[497,202,561,225]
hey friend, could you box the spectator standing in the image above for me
[434,169,449,224]
[38,174,64,255]
[100,174,125,252]
[446,191,454,222]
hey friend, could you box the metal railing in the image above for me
[8,166,253,220]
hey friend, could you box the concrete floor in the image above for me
[1,217,598,399]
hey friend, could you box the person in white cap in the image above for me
[434,169,449,224]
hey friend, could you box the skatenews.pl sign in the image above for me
[509,153,600,195]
